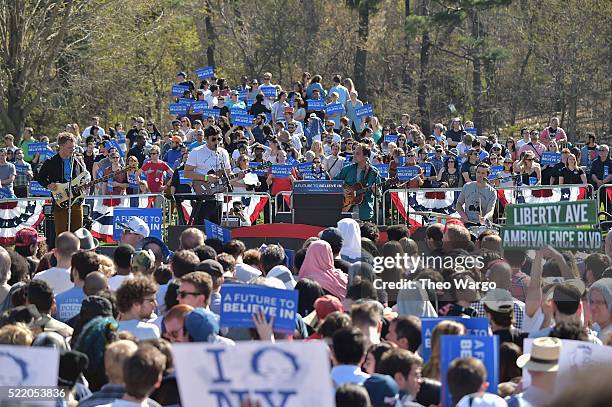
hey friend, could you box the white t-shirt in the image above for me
[117,320,160,341]
[522,306,547,334]
[108,274,133,291]
[81,126,106,138]
[186,145,231,176]
[33,267,72,295]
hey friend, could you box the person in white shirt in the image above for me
[81,116,106,138]
[33,232,80,295]
[329,74,350,105]
[115,276,160,341]
[331,327,370,387]
[271,91,289,124]
[184,125,236,224]
[324,142,346,179]
[515,127,531,149]
[205,84,220,108]
[108,245,135,291]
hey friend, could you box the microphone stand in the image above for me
[67,150,77,232]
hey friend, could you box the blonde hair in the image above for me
[98,254,115,278]
[104,340,138,383]
[0,323,33,346]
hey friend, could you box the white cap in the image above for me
[118,216,150,238]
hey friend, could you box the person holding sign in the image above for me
[12,149,32,197]
[334,143,382,221]
[456,163,497,227]
[558,153,587,185]
[515,151,541,186]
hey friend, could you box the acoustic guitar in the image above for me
[342,176,399,212]
[52,165,134,208]
[192,162,272,194]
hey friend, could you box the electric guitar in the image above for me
[192,162,272,194]
[342,176,399,212]
[52,165,134,208]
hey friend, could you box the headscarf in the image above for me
[589,278,612,314]
[396,286,438,318]
[337,218,362,261]
[299,240,347,300]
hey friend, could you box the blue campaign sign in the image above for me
[489,165,504,179]
[112,208,163,241]
[220,283,299,332]
[15,163,29,174]
[421,317,490,362]
[325,103,344,115]
[286,156,298,167]
[169,103,188,115]
[440,335,499,407]
[272,164,293,179]
[397,156,406,166]
[541,152,561,166]
[204,219,231,244]
[238,90,249,101]
[465,127,478,136]
[202,108,220,119]
[418,163,432,177]
[178,170,192,185]
[195,66,215,79]
[265,112,272,124]
[260,85,277,98]
[284,249,295,269]
[373,164,389,178]
[355,104,374,118]
[27,142,49,155]
[233,114,254,127]
[246,98,255,108]
[172,84,190,96]
[249,162,268,177]
[230,106,248,116]
[292,180,344,194]
[128,173,138,190]
[396,166,421,181]
[0,187,14,199]
[384,134,399,144]
[296,162,313,174]
[307,99,325,110]
[106,140,124,157]
[191,101,207,113]
[529,176,537,186]
[29,181,51,197]
[178,98,194,106]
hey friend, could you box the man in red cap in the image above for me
[14,227,46,276]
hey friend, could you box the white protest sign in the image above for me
[521,338,612,390]
[172,341,334,407]
[0,345,59,386]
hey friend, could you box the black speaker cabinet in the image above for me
[292,193,344,227]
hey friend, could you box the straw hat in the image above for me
[516,337,561,372]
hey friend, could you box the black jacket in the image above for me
[37,153,88,188]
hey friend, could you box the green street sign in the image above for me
[501,226,602,251]
[505,200,597,227]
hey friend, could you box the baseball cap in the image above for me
[177,71,186,77]
[364,374,402,407]
[15,227,46,247]
[184,308,219,342]
[491,143,502,150]
[118,216,150,238]
[140,236,174,262]
[131,249,155,273]
[320,227,343,249]
[482,288,514,313]
[314,295,343,320]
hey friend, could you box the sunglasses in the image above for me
[406,154,415,158]
[177,291,202,298]
[164,327,184,340]
[111,156,120,159]
[525,158,533,161]
[151,152,159,155]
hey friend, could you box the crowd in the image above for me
[1,71,612,407]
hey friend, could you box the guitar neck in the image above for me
[87,167,127,188]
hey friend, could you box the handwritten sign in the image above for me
[220,283,299,332]
[195,66,215,79]
[204,219,231,244]
[355,104,374,118]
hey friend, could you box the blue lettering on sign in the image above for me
[465,127,477,136]
[260,86,277,98]
[220,284,299,332]
[296,162,313,174]
[540,152,561,166]
[112,208,163,241]
[384,135,399,144]
[178,98,194,106]
[169,103,188,115]
[440,335,499,407]
[355,104,373,118]
[306,99,325,110]
[420,317,490,362]
[27,142,50,155]
[30,181,51,196]
[272,165,293,179]
[489,165,504,179]
[202,108,220,119]
[246,99,255,108]
[192,101,207,113]
[195,66,215,79]
[172,84,190,96]
[396,166,420,181]
[397,156,406,166]
[128,173,138,190]
[179,170,192,185]
[249,162,268,177]
[286,156,298,167]
[373,164,389,179]
[238,90,249,101]
[204,219,231,244]
[418,163,432,177]
[233,115,254,127]
[292,180,344,194]
[325,103,344,115]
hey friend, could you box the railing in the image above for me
[381,187,462,226]
[220,192,272,226]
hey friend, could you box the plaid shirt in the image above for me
[471,299,525,331]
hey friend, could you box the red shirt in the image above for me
[141,160,171,192]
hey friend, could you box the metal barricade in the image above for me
[220,192,272,225]
[381,187,463,226]
[274,191,293,216]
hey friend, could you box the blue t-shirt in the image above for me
[54,286,85,321]
[189,141,204,151]
[63,158,72,181]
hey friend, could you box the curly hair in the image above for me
[115,276,158,314]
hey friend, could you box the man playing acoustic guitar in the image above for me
[334,142,381,221]
[37,132,89,236]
